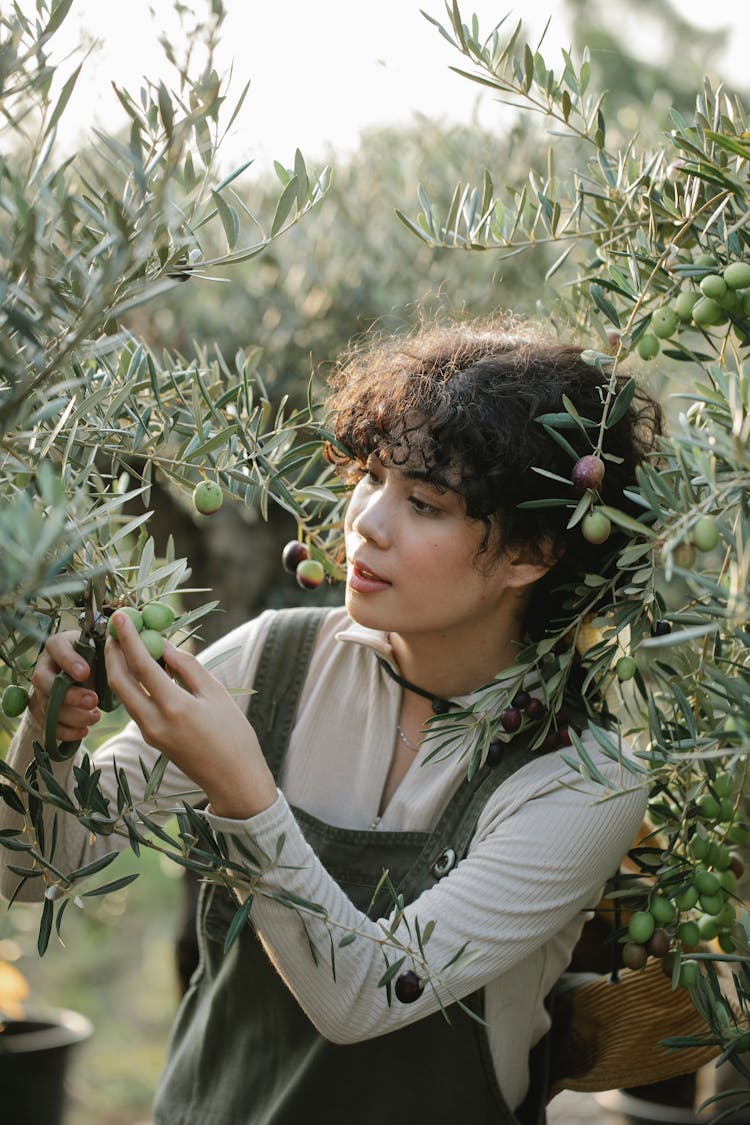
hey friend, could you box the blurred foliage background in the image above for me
[1,0,748,1120]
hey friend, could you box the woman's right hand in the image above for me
[29,631,102,742]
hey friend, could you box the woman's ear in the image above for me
[505,536,564,589]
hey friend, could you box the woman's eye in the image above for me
[410,496,439,515]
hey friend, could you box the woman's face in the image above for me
[344,454,535,645]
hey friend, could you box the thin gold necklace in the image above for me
[396,724,421,753]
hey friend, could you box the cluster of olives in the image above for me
[107,600,177,660]
[493,692,577,755]
[624,771,746,988]
[282,540,325,590]
[569,454,613,546]
[637,258,750,361]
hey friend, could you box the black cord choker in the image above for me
[377,657,456,715]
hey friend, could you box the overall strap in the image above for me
[442,737,541,860]
[247,606,331,780]
[397,733,541,905]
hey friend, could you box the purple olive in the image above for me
[486,741,504,767]
[571,455,605,495]
[282,539,310,574]
[525,697,545,721]
[394,970,424,1004]
[501,707,522,733]
[542,730,562,752]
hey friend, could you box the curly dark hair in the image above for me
[324,319,662,639]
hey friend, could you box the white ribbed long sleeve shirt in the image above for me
[0,606,647,1109]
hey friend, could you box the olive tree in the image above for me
[4,3,750,1104]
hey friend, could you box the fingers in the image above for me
[104,611,170,710]
[161,640,208,695]
[28,631,100,735]
[28,689,97,742]
[45,632,95,683]
[51,708,100,743]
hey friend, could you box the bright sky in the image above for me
[52,0,750,169]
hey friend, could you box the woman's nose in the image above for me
[348,483,391,547]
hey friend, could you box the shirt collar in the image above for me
[334,616,537,710]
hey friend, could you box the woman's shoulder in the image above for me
[475,726,648,840]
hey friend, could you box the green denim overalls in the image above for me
[153,608,549,1125]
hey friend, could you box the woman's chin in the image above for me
[345,590,392,632]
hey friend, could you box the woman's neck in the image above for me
[388,620,524,700]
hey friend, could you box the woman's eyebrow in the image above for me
[401,467,451,492]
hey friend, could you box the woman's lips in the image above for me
[349,561,391,592]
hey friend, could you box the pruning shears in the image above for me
[45,578,119,762]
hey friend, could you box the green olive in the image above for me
[628,910,656,944]
[677,920,700,948]
[700,274,728,301]
[718,931,736,953]
[2,684,29,717]
[615,656,637,682]
[697,914,720,941]
[649,895,676,925]
[727,822,750,846]
[674,290,699,322]
[698,793,721,820]
[140,629,165,661]
[719,868,737,894]
[193,480,223,515]
[142,601,176,632]
[698,892,724,916]
[581,510,612,545]
[108,607,144,637]
[636,332,660,360]
[675,884,700,911]
[650,308,678,339]
[694,868,721,897]
[692,516,720,553]
[692,297,723,326]
[723,262,750,290]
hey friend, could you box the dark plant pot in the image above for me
[0,1008,93,1125]
[596,1089,750,1125]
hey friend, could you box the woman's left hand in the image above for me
[104,611,278,819]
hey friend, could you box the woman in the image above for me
[1,321,660,1124]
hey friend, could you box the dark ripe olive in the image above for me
[647,928,671,959]
[501,707,522,733]
[542,730,562,752]
[394,970,424,1004]
[282,539,309,574]
[622,941,648,970]
[571,455,606,495]
[525,697,545,720]
[486,741,504,768]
